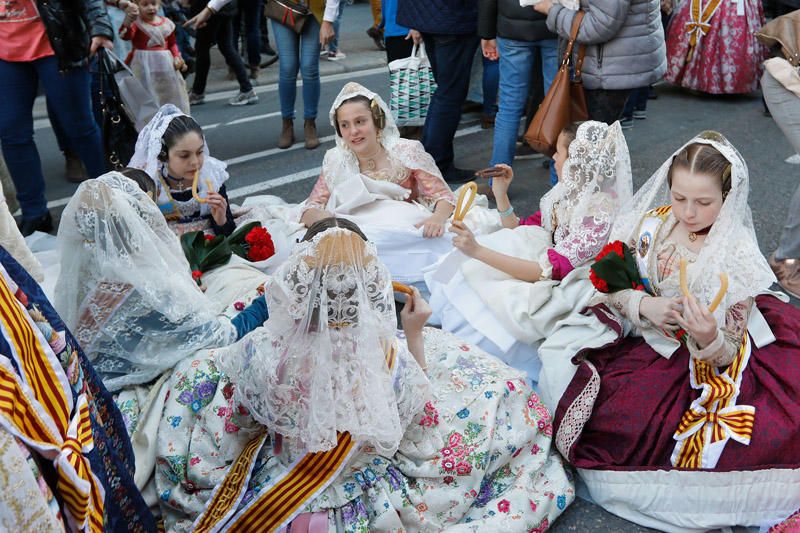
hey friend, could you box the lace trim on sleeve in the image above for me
[301,174,331,215]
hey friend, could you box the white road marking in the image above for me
[45,124,484,209]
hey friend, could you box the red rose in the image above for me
[191,270,203,284]
[247,240,275,262]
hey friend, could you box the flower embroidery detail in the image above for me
[233,301,245,311]
[455,461,472,476]
[506,381,516,392]
[497,499,510,513]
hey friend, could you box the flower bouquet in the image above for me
[181,232,232,285]
[589,241,645,294]
[227,221,276,263]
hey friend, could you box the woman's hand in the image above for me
[416,213,447,238]
[184,6,212,29]
[639,296,683,329]
[90,36,114,55]
[533,0,553,15]
[488,164,514,197]
[450,220,482,258]
[205,191,229,226]
[481,39,498,61]
[320,21,335,46]
[677,295,719,348]
[401,287,431,369]
[301,208,334,227]
[406,29,422,45]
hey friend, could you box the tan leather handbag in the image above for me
[524,11,588,157]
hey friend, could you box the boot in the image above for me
[304,119,320,150]
[64,150,88,183]
[278,118,294,149]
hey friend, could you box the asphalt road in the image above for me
[28,14,797,531]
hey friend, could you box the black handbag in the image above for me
[97,48,140,170]
[265,0,310,34]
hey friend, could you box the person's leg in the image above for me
[299,17,322,148]
[47,98,70,154]
[369,0,381,28]
[299,17,322,120]
[328,1,345,55]
[585,89,632,124]
[536,38,559,94]
[272,20,301,119]
[491,38,535,167]
[37,57,107,179]
[481,54,499,123]
[0,59,48,221]
[243,0,261,68]
[762,71,800,262]
[191,17,220,95]
[385,35,413,63]
[216,15,254,94]
[421,32,480,179]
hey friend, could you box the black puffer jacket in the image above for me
[37,0,114,71]
[478,0,555,42]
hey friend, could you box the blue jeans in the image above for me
[328,1,345,54]
[491,37,558,167]
[482,55,499,117]
[422,33,480,177]
[0,56,106,219]
[272,18,321,120]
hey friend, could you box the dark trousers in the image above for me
[385,35,413,63]
[233,0,262,67]
[0,56,107,219]
[193,14,253,94]
[421,32,480,177]
[585,88,632,125]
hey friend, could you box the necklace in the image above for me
[357,146,383,172]
[688,225,713,242]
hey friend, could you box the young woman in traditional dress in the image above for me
[425,121,631,385]
[155,217,574,532]
[54,172,270,505]
[256,82,501,293]
[543,131,800,531]
[665,0,767,94]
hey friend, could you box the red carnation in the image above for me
[191,270,203,285]
[245,226,270,246]
[203,234,215,242]
[589,268,609,293]
[596,240,625,262]
[244,227,276,262]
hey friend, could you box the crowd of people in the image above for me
[2,0,800,532]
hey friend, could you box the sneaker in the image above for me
[320,50,329,57]
[228,89,258,106]
[633,109,647,120]
[620,117,634,130]
[327,50,346,61]
[769,253,800,299]
[188,92,205,105]
[515,143,544,160]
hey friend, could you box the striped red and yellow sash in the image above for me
[671,334,756,469]
[0,271,104,532]
[194,340,400,533]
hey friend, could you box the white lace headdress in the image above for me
[539,121,633,260]
[54,172,234,391]
[217,226,427,456]
[127,104,228,216]
[322,82,446,190]
[610,131,776,323]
